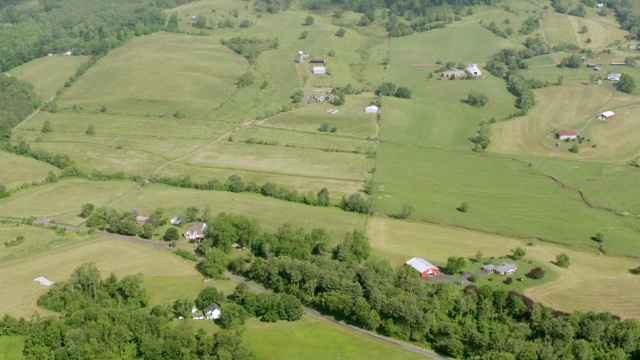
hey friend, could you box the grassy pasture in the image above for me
[372,144,640,257]
[158,162,364,197]
[0,179,136,218]
[0,152,58,189]
[0,336,24,360]
[185,141,373,182]
[0,237,201,318]
[490,85,640,161]
[57,33,247,117]
[262,95,378,138]
[367,217,640,318]
[0,223,82,263]
[244,316,426,360]
[565,13,629,49]
[543,13,580,48]
[109,184,368,242]
[8,55,87,99]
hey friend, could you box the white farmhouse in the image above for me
[466,64,482,76]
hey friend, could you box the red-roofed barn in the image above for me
[406,257,440,278]
[596,111,616,120]
[557,130,579,140]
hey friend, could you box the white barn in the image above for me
[365,105,379,113]
[466,64,482,76]
[608,73,621,81]
[313,66,326,74]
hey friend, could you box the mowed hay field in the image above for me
[0,223,82,263]
[372,144,640,257]
[0,336,24,360]
[244,316,426,360]
[57,33,247,117]
[8,55,88,99]
[543,9,628,49]
[367,217,640,318]
[110,184,368,242]
[0,152,58,189]
[0,237,202,318]
[490,85,640,161]
[0,179,136,218]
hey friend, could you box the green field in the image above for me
[0,223,82,262]
[0,237,202,318]
[8,55,88,99]
[0,152,58,190]
[0,179,136,218]
[367,217,640,318]
[0,336,25,360]
[244,316,426,360]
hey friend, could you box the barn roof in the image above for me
[558,130,578,136]
[600,111,615,117]
[406,258,438,273]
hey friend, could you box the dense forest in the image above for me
[0,75,40,140]
[0,0,197,71]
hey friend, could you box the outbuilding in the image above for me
[466,64,482,76]
[608,73,621,81]
[495,263,518,275]
[557,130,579,140]
[405,257,440,278]
[597,111,616,120]
[365,105,379,113]
[313,66,326,74]
[442,70,465,78]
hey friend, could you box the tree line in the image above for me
[0,75,41,140]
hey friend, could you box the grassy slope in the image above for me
[0,179,136,218]
[0,237,202,318]
[244,316,426,360]
[0,152,58,189]
[368,217,640,318]
[8,55,88,99]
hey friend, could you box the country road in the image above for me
[33,220,446,359]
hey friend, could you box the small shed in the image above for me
[610,62,626,66]
[587,63,597,68]
[365,105,379,113]
[557,130,579,140]
[405,257,440,278]
[191,15,197,20]
[466,64,482,76]
[310,59,325,64]
[170,216,182,225]
[596,111,616,120]
[136,215,149,224]
[64,50,73,56]
[313,66,326,74]
[608,73,621,81]
[597,3,604,8]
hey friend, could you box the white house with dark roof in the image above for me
[204,303,221,320]
[483,263,517,275]
[184,222,207,241]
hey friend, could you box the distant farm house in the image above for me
[204,303,222,319]
[136,215,149,225]
[483,263,518,275]
[466,64,482,76]
[442,70,465,78]
[184,222,207,241]
[597,111,616,120]
[557,130,579,140]
[405,257,440,278]
[607,73,621,81]
[597,3,604,8]
[364,105,379,113]
[313,66,326,74]
[629,44,640,51]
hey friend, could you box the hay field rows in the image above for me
[0,152,58,190]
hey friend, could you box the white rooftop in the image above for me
[405,257,438,273]
[365,105,379,113]
[600,111,615,117]
[466,64,482,75]
[608,74,621,81]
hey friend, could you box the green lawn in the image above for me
[244,316,426,360]
[0,223,82,263]
[8,55,88,99]
[0,336,25,360]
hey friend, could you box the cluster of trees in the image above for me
[220,37,273,64]
[469,123,491,151]
[155,174,333,208]
[0,0,195,72]
[607,0,640,40]
[254,0,293,13]
[0,263,259,359]
[0,76,41,140]
[231,218,640,359]
[376,82,411,99]
[485,21,513,38]
[519,15,540,35]
[559,54,583,68]
[235,288,303,323]
[615,73,636,94]
[86,207,166,239]
[466,92,489,107]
